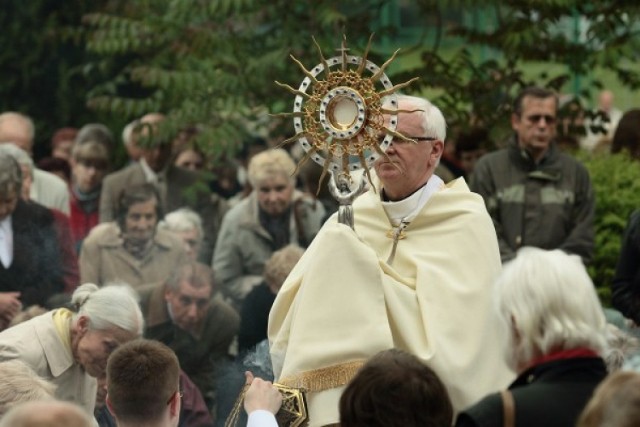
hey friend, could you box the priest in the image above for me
[269,94,514,426]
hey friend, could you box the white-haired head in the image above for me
[495,247,607,371]
[383,94,447,142]
[158,207,203,240]
[71,283,144,336]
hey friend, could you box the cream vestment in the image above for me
[269,178,514,426]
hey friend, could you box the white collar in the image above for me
[0,215,13,268]
[139,158,159,183]
[0,215,11,231]
[381,174,444,225]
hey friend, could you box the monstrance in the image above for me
[275,35,419,229]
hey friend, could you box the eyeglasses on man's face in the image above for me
[379,135,437,145]
[525,114,556,125]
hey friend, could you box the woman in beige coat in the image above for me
[79,183,187,288]
[0,283,143,416]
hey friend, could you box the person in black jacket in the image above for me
[238,244,304,355]
[612,209,640,324]
[0,152,64,329]
[456,247,608,427]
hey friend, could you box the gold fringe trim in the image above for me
[279,360,366,392]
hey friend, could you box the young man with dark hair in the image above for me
[340,349,453,427]
[106,339,181,427]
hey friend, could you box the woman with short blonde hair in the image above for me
[213,149,325,310]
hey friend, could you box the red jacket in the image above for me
[50,209,80,294]
[69,189,99,252]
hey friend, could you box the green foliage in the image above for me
[0,0,115,158]
[578,152,640,305]
[4,1,639,162]
[79,0,388,163]
[392,0,640,143]
[77,0,640,164]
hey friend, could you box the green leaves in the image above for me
[75,0,639,170]
[77,0,395,160]
[578,152,640,304]
[84,13,162,54]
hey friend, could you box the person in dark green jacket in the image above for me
[612,209,640,324]
[471,86,595,264]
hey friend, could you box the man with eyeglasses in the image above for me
[269,94,513,426]
[106,339,182,427]
[139,261,239,417]
[471,86,595,263]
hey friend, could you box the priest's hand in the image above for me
[244,371,283,415]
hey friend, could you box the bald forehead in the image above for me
[136,113,166,142]
[0,113,34,150]
[140,113,165,124]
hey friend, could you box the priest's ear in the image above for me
[430,140,445,166]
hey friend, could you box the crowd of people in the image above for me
[0,84,638,427]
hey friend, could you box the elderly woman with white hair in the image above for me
[213,148,324,310]
[0,283,143,417]
[455,247,608,427]
[158,207,205,262]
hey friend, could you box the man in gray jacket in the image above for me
[470,86,595,263]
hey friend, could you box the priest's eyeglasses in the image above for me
[379,136,437,145]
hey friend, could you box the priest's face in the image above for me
[256,173,294,216]
[374,109,443,201]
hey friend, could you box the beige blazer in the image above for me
[0,311,97,414]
